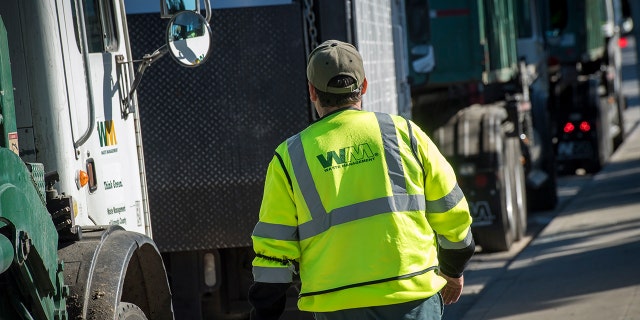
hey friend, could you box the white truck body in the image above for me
[2,0,147,234]
[0,1,209,318]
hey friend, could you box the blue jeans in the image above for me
[313,293,444,320]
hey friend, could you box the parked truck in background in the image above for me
[124,1,410,318]
[542,0,629,174]
[406,0,534,252]
[403,0,631,253]
[0,0,210,318]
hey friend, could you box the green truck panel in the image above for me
[0,149,66,319]
[0,15,67,319]
[426,0,518,85]
[543,0,607,63]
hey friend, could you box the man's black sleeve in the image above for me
[438,236,476,278]
[248,282,291,320]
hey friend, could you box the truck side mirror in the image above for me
[119,10,211,116]
[166,11,212,67]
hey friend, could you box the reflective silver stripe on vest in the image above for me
[287,133,327,219]
[253,183,463,241]
[253,221,299,241]
[296,194,426,240]
[426,183,464,214]
[253,195,427,241]
[252,266,293,283]
[375,113,407,194]
[437,228,474,250]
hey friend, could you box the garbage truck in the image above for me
[0,0,211,318]
[124,1,411,318]
[403,0,630,252]
[541,0,629,174]
[405,0,537,252]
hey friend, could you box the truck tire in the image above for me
[117,302,148,320]
[613,92,626,149]
[474,131,517,252]
[587,94,614,173]
[508,137,527,241]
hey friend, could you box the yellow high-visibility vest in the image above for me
[252,108,472,312]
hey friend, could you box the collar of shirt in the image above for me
[317,105,360,121]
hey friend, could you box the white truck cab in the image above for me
[0,0,210,319]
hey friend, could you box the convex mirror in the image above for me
[167,11,212,67]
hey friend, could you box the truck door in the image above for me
[62,0,147,234]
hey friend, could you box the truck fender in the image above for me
[58,225,173,320]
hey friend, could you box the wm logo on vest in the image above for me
[316,143,377,172]
[97,120,118,147]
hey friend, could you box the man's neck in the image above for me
[318,103,362,117]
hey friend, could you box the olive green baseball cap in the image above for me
[307,40,365,94]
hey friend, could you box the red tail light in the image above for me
[563,122,575,133]
[619,37,628,48]
[579,121,591,132]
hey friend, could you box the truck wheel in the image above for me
[613,92,626,149]
[474,132,516,252]
[587,96,613,173]
[116,302,148,320]
[508,137,527,241]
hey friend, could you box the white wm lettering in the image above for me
[470,201,494,226]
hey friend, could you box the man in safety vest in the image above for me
[249,39,475,320]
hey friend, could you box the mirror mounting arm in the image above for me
[119,46,169,118]
[204,0,211,22]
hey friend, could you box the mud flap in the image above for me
[58,226,173,320]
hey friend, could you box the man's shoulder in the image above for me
[275,131,303,150]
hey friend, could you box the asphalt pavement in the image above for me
[454,122,640,319]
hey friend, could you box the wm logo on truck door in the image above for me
[316,143,377,171]
[97,120,117,147]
